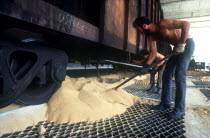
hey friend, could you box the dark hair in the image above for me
[139,49,150,57]
[133,16,151,28]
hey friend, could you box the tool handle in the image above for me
[114,53,173,90]
[145,53,173,70]
[114,74,140,90]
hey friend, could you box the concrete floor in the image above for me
[185,78,210,138]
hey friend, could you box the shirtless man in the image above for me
[133,49,166,94]
[133,16,195,119]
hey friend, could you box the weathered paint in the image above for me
[140,0,150,49]
[127,0,138,53]
[102,0,125,50]
[0,0,99,42]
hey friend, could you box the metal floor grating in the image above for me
[125,82,210,102]
[1,104,186,138]
[192,81,210,100]
[199,89,210,101]
[192,81,210,87]
[124,84,176,102]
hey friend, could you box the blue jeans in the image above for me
[161,38,195,112]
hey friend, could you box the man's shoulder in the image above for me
[157,19,188,26]
[158,19,175,23]
[156,19,172,26]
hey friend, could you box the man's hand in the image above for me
[140,64,150,74]
[174,43,186,55]
[149,66,159,74]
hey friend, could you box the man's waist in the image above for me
[173,38,193,46]
[185,37,193,43]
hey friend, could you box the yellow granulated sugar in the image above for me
[46,76,142,124]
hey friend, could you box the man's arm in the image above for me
[158,19,190,43]
[156,53,165,67]
[146,36,157,65]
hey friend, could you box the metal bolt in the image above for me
[54,67,66,82]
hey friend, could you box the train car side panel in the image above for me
[126,0,138,54]
[0,0,99,42]
[102,0,125,50]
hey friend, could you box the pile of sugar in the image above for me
[0,104,23,113]
[46,76,141,124]
[0,104,47,136]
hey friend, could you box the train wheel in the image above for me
[0,41,68,108]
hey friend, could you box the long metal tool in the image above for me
[114,53,174,90]
[104,60,143,68]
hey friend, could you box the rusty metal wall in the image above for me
[139,0,147,50]
[101,0,163,55]
[0,0,99,42]
[147,0,152,20]
[127,0,138,53]
[152,0,156,23]
[102,0,125,50]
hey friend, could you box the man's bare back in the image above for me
[156,52,165,67]
[151,19,191,45]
